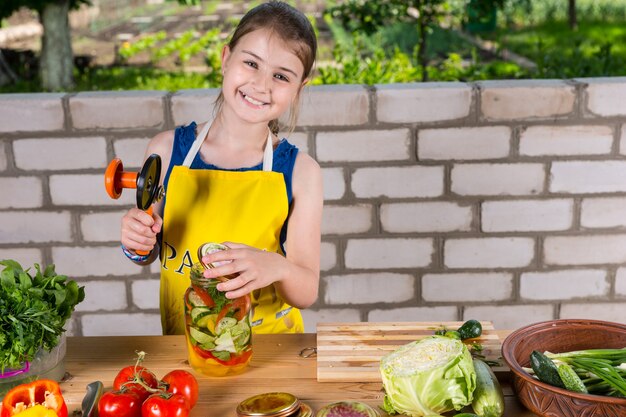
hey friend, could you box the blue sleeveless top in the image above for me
[162,122,299,250]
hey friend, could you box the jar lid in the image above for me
[237,392,301,417]
[314,401,380,417]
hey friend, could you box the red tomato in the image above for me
[98,390,142,417]
[142,393,189,417]
[161,370,199,408]
[113,365,159,402]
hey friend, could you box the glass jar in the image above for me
[184,259,252,377]
[1,334,67,398]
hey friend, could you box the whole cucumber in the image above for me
[458,319,483,340]
[472,358,504,417]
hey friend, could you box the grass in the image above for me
[493,20,626,78]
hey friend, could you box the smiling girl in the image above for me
[120,1,321,335]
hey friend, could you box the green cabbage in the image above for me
[380,336,476,417]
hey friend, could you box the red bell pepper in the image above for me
[192,344,252,366]
[1,379,68,417]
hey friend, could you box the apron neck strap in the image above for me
[182,123,274,171]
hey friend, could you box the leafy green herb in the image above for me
[0,260,85,371]
[205,282,228,313]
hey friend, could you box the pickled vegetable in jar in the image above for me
[184,243,252,377]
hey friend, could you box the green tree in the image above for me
[327,0,505,81]
[568,0,577,30]
[0,0,90,90]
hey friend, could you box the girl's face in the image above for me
[221,28,307,127]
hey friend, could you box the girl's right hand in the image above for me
[121,207,163,253]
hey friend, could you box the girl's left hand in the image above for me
[201,242,285,299]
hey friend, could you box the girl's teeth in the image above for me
[244,94,264,106]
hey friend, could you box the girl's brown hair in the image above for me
[214,0,317,135]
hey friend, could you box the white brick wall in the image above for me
[551,161,626,194]
[464,304,554,330]
[14,137,107,170]
[113,138,151,168]
[345,238,433,269]
[3,81,626,336]
[322,204,372,235]
[286,132,308,154]
[52,246,143,276]
[520,270,609,300]
[316,129,410,162]
[0,177,43,209]
[352,166,444,198]
[452,163,545,196]
[301,308,361,333]
[422,273,513,302]
[0,248,43,267]
[419,126,511,160]
[320,241,337,271]
[444,237,535,268]
[581,197,626,228]
[324,273,415,304]
[583,77,626,117]
[559,302,626,323]
[76,280,127,311]
[520,125,613,156]
[615,268,626,296]
[381,202,473,233]
[50,174,135,206]
[299,85,368,126]
[322,168,346,201]
[70,91,166,129]
[544,235,626,265]
[480,80,576,120]
[170,89,220,126]
[0,144,7,171]
[131,279,160,309]
[81,313,162,336]
[368,306,458,322]
[80,211,126,242]
[0,93,64,132]
[376,82,472,123]
[481,199,573,232]
[0,211,72,243]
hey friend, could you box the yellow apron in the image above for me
[159,123,304,335]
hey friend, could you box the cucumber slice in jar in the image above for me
[216,316,238,334]
[191,307,212,322]
[188,290,208,307]
[189,327,215,345]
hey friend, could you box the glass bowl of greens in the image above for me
[502,319,626,417]
[0,260,84,398]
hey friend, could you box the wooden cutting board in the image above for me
[316,321,503,382]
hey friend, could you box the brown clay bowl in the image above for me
[501,319,626,417]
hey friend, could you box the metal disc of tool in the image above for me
[136,154,161,210]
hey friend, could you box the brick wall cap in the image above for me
[0,93,66,101]
[478,79,572,88]
[71,90,167,99]
[375,82,468,90]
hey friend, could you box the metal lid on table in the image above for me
[237,392,301,417]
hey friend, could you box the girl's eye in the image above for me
[274,73,289,82]
[244,60,258,69]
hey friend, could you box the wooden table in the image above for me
[62,332,537,417]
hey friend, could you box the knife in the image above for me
[81,381,103,417]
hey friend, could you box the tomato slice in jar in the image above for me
[191,285,215,308]
[216,294,251,324]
